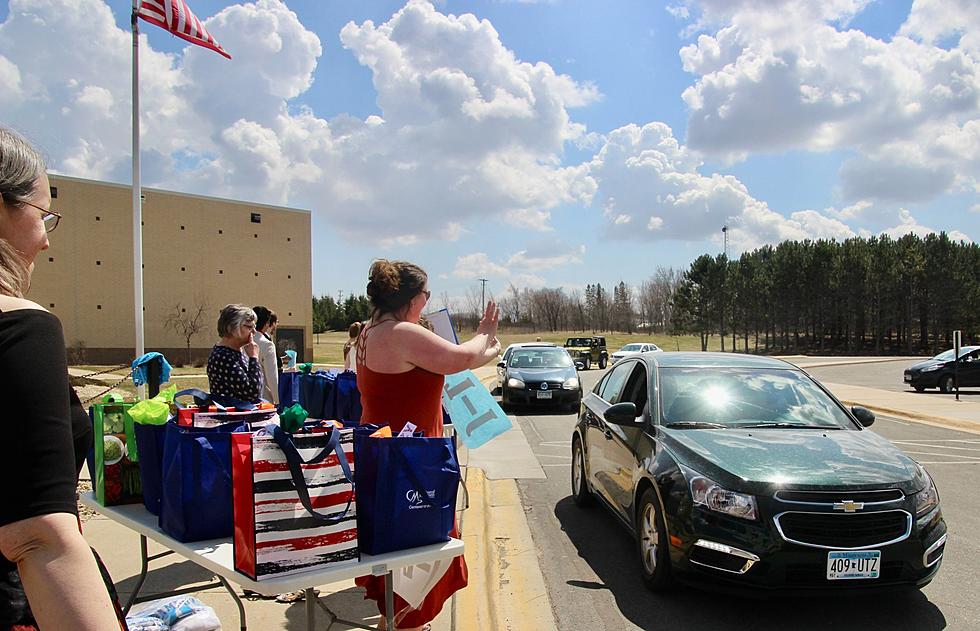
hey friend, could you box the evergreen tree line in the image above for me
[312,294,372,333]
[671,232,980,354]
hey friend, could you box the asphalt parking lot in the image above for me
[504,364,980,631]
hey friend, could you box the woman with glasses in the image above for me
[206,304,262,403]
[355,258,500,630]
[0,127,120,629]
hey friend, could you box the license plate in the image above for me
[536,391,553,399]
[827,550,880,580]
[904,374,912,382]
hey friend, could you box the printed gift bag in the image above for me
[232,424,358,580]
[91,396,142,506]
[354,429,460,556]
[174,388,278,427]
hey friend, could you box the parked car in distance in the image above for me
[564,336,608,370]
[500,345,581,412]
[904,346,980,393]
[610,343,661,364]
[571,352,946,595]
[496,342,557,391]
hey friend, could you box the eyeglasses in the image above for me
[421,290,431,300]
[19,199,62,233]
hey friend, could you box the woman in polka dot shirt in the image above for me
[206,304,262,403]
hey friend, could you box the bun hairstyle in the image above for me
[366,259,428,316]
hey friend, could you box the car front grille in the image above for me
[775,489,905,504]
[523,380,564,390]
[774,510,911,549]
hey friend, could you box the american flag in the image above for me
[137,0,231,59]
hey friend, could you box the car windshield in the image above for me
[620,344,644,352]
[659,367,855,429]
[510,349,573,369]
[932,347,978,361]
[566,338,591,346]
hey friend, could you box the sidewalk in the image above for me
[825,381,980,435]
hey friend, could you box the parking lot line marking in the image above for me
[876,417,910,425]
[892,439,980,444]
[901,450,980,460]
[534,454,572,459]
[915,461,980,465]
[892,441,980,452]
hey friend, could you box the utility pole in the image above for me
[478,278,488,309]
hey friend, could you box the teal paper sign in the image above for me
[442,370,511,449]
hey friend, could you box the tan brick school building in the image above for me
[29,174,313,365]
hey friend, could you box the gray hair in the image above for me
[217,303,257,338]
[0,127,46,297]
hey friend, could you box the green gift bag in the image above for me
[91,395,142,506]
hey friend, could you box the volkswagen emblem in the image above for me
[540,382,549,390]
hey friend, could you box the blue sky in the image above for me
[1,0,977,304]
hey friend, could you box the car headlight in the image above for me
[562,377,579,390]
[689,474,758,521]
[507,377,525,389]
[914,470,940,517]
[921,364,943,372]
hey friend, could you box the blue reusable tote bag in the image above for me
[278,371,302,410]
[159,419,245,542]
[354,431,460,555]
[300,371,337,419]
[133,422,167,515]
[334,370,362,424]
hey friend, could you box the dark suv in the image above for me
[564,336,608,370]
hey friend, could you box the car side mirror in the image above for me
[497,361,506,369]
[604,402,639,425]
[851,406,875,427]
[574,361,585,370]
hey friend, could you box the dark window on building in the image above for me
[180,267,185,272]
[287,275,292,279]
[250,212,262,223]
[97,305,102,310]
[95,216,101,221]
[254,272,259,277]
[218,229,223,234]
[287,237,291,242]
[96,260,101,266]
[180,225,185,230]
[253,234,258,238]
[49,303,55,308]
[219,270,223,275]
[48,257,54,262]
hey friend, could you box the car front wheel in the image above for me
[571,438,594,507]
[599,356,607,369]
[583,357,591,370]
[939,374,955,393]
[636,487,671,591]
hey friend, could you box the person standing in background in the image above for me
[206,304,262,403]
[343,321,362,372]
[252,306,279,403]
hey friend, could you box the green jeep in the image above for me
[563,336,608,370]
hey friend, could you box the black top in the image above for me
[206,344,261,403]
[0,308,90,528]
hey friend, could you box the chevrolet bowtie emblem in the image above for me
[834,500,864,512]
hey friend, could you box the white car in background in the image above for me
[609,342,661,364]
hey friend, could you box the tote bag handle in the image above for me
[270,426,354,522]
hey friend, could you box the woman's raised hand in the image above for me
[477,300,499,339]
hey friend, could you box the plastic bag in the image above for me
[129,385,178,426]
[126,595,221,631]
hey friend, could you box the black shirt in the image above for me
[206,344,261,403]
[0,309,90,527]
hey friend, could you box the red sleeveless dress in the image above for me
[354,325,468,628]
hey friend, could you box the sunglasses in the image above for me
[421,290,431,300]
[20,199,62,233]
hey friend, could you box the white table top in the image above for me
[80,493,464,595]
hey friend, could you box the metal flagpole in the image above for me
[132,1,146,396]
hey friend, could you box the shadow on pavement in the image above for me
[553,497,947,631]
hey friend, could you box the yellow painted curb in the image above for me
[839,399,980,436]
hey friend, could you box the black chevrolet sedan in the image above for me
[500,345,581,411]
[571,352,946,593]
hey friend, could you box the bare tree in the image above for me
[164,296,210,366]
[639,267,682,332]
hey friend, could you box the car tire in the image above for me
[636,487,672,591]
[584,357,591,370]
[571,437,594,507]
[939,374,955,394]
[599,356,607,370]
[913,385,926,392]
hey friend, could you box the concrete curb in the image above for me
[451,367,557,631]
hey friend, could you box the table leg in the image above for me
[123,535,150,614]
[217,575,247,631]
[385,571,394,631]
[306,587,316,631]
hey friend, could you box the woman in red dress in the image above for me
[355,259,500,630]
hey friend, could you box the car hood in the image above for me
[612,350,638,357]
[907,359,945,371]
[508,367,575,382]
[662,428,919,493]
